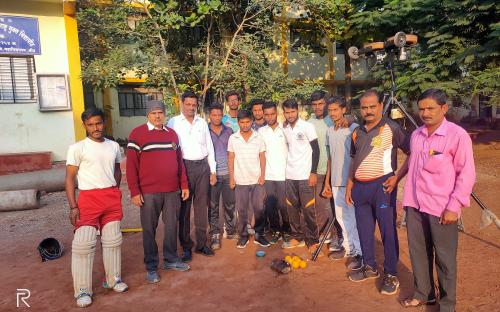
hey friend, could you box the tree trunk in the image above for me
[344,40,352,109]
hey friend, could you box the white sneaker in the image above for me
[112,281,129,292]
[103,280,129,292]
[76,293,92,308]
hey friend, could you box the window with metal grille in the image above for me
[117,85,163,117]
[0,56,37,103]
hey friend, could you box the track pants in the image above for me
[352,173,398,274]
[285,179,319,247]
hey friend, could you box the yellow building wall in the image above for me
[0,1,82,161]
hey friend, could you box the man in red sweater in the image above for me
[126,100,189,283]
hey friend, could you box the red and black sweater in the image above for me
[126,124,188,197]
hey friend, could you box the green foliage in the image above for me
[77,0,321,108]
[349,0,499,105]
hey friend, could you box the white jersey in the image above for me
[66,137,122,190]
[283,118,318,180]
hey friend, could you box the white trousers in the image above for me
[333,186,362,256]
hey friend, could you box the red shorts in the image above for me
[75,187,123,230]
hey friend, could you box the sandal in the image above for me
[400,298,436,308]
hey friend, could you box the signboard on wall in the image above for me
[0,15,41,55]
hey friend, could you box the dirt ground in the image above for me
[0,130,499,312]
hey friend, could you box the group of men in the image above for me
[65,87,475,311]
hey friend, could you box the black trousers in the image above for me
[406,207,458,312]
[235,184,266,239]
[265,180,290,234]
[180,159,210,251]
[285,179,319,246]
[209,174,236,235]
[140,192,181,271]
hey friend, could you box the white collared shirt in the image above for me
[146,121,168,131]
[258,123,287,181]
[167,113,216,173]
[283,118,318,180]
[227,130,266,185]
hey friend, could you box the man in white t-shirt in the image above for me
[228,110,270,248]
[258,102,291,245]
[65,107,128,308]
[281,99,321,253]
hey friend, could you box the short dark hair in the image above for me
[417,88,448,106]
[310,90,327,102]
[225,90,240,101]
[181,90,198,102]
[249,98,265,110]
[208,103,224,113]
[81,107,105,122]
[360,89,382,103]
[263,101,277,110]
[326,95,347,109]
[237,109,253,121]
[282,98,298,110]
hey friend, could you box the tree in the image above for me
[77,0,322,110]
[349,0,499,108]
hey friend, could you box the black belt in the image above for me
[184,158,207,165]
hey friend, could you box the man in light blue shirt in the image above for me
[323,95,362,271]
[222,90,240,132]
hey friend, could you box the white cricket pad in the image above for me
[101,221,123,287]
[72,226,97,298]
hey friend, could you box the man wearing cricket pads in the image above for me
[66,107,128,308]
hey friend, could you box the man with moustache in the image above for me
[127,100,190,284]
[258,101,291,244]
[400,89,475,311]
[208,103,236,249]
[168,91,217,261]
[66,107,128,307]
[281,99,321,253]
[345,89,410,296]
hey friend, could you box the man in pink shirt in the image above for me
[401,89,475,310]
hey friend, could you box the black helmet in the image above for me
[38,237,64,262]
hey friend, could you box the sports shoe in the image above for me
[254,235,271,247]
[281,239,306,249]
[270,232,281,245]
[319,234,332,244]
[146,270,160,283]
[211,234,221,250]
[76,292,92,308]
[236,237,249,249]
[328,248,346,261]
[225,233,238,240]
[347,255,363,271]
[348,265,379,282]
[329,240,343,252]
[102,279,129,292]
[381,274,400,295]
[162,261,190,271]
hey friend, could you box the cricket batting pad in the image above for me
[101,221,123,287]
[72,226,97,298]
